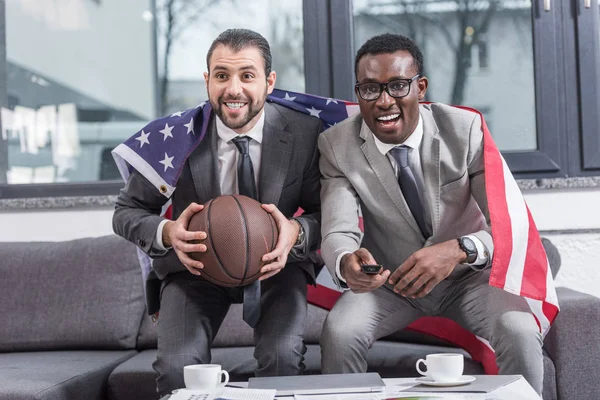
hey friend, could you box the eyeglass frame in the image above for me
[354,74,421,101]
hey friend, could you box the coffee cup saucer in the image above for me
[415,375,476,387]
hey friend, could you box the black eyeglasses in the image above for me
[355,74,420,101]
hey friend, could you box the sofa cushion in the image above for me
[108,350,160,400]
[0,350,136,400]
[542,349,557,400]
[0,235,145,351]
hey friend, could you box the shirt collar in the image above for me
[371,114,424,156]
[216,108,265,144]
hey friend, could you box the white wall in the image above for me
[0,188,598,299]
[0,207,115,241]
[544,232,600,300]
[520,189,600,298]
[524,188,600,230]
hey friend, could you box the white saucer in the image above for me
[415,375,476,387]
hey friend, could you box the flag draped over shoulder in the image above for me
[112,88,558,374]
[111,90,359,198]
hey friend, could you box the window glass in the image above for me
[4,0,156,184]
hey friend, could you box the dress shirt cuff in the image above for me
[155,219,172,251]
[335,251,352,289]
[465,234,489,268]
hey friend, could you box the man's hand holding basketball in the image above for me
[340,248,390,294]
[163,202,207,276]
[260,203,300,280]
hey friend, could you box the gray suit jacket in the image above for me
[113,102,323,297]
[318,103,493,287]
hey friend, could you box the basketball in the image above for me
[187,195,279,287]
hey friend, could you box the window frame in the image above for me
[570,0,600,174]
[502,0,568,178]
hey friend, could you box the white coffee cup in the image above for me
[416,353,464,382]
[183,364,229,390]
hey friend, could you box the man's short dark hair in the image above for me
[206,29,272,76]
[354,33,424,80]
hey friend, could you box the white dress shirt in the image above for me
[335,115,489,285]
[155,110,266,250]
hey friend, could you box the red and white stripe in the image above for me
[471,106,559,336]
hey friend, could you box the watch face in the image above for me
[463,238,476,252]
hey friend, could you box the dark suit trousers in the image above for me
[153,265,308,396]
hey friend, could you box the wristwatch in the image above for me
[292,218,305,247]
[457,236,478,264]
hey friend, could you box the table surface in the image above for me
[164,375,542,400]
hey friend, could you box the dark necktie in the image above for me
[389,146,428,237]
[231,136,261,328]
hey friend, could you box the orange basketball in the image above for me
[187,195,278,287]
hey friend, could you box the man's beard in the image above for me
[212,90,267,131]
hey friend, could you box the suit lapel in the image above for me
[419,106,441,234]
[188,116,221,202]
[359,121,422,236]
[258,103,293,205]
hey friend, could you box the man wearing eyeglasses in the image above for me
[318,33,543,393]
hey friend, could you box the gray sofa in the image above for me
[1,235,599,400]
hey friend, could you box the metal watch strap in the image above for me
[292,218,305,246]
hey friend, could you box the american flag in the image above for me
[112,88,558,374]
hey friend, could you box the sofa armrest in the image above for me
[544,287,600,400]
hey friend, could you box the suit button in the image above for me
[138,239,146,247]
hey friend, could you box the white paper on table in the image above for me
[169,387,276,400]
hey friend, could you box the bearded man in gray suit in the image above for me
[113,29,322,396]
[318,33,544,393]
